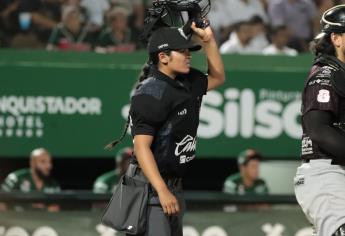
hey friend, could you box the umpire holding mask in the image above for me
[126,21,225,236]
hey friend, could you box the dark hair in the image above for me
[105,50,170,150]
[269,25,288,36]
[310,34,336,57]
[248,15,264,25]
[233,21,251,32]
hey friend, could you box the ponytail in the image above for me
[310,34,336,57]
[105,115,131,150]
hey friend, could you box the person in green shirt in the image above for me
[46,5,94,51]
[1,148,60,211]
[95,6,137,53]
[93,147,132,194]
[223,149,269,195]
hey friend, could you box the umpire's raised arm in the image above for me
[191,22,225,91]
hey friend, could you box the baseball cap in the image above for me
[237,149,262,166]
[315,4,345,40]
[148,27,201,53]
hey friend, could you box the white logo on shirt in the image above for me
[317,89,330,103]
[175,135,196,156]
[178,108,187,116]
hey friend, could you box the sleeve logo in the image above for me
[317,89,330,103]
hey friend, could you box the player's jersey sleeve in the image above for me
[302,66,339,116]
[130,81,170,136]
[1,173,19,192]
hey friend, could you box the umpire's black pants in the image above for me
[128,179,185,236]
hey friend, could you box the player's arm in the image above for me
[134,135,179,215]
[191,23,225,91]
[304,110,345,161]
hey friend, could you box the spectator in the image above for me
[46,5,94,51]
[0,0,58,48]
[128,0,146,49]
[247,15,269,54]
[209,0,268,42]
[93,147,132,194]
[95,6,136,53]
[80,0,110,30]
[263,25,298,56]
[268,0,319,52]
[219,21,262,54]
[223,149,269,195]
[1,148,60,211]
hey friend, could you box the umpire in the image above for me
[127,22,225,236]
[294,5,345,236]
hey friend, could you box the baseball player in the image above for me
[223,149,269,195]
[294,5,345,236]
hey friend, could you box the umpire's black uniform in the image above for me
[129,56,207,235]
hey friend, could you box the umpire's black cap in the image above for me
[315,4,345,39]
[148,27,201,53]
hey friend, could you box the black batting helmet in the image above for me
[315,4,345,39]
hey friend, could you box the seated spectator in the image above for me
[95,6,136,53]
[219,21,254,54]
[209,0,268,42]
[0,0,58,48]
[46,5,94,51]
[1,148,60,211]
[128,0,146,49]
[268,0,318,52]
[93,147,132,193]
[81,0,110,31]
[223,149,269,195]
[263,25,298,56]
[247,15,269,54]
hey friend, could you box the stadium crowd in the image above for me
[0,0,344,54]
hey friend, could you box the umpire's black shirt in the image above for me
[129,66,208,177]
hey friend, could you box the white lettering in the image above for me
[197,88,301,140]
[255,101,283,139]
[241,89,255,138]
[198,91,223,138]
[175,135,197,156]
[224,88,239,137]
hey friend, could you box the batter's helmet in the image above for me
[315,4,345,39]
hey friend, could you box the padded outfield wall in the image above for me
[0,50,313,158]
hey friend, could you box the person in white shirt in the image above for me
[248,15,269,54]
[263,25,298,56]
[219,21,254,54]
[220,17,269,55]
[81,0,110,29]
[209,0,268,38]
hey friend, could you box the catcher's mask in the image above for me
[315,4,345,39]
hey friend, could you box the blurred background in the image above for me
[0,0,340,235]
